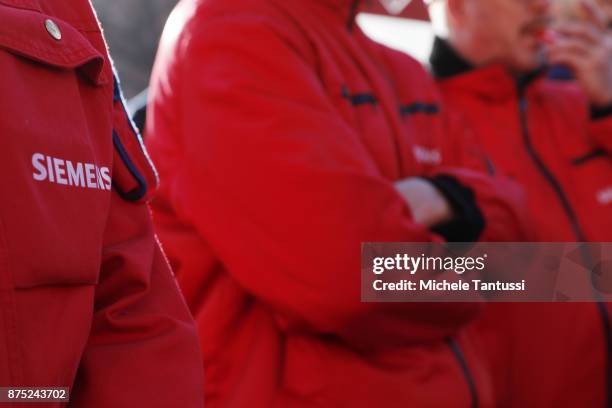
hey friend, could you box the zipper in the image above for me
[446,337,478,408]
[596,300,612,408]
[517,96,585,241]
[518,93,612,407]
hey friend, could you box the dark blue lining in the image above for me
[341,86,377,106]
[572,148,607,165]
[399,102,439,116]
[111,70,158,201]
[112,130,148,202]
[113,74,122,102]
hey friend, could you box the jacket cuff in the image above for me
[590,103,612,120]
[426,175,485,242]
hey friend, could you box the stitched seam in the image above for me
[0,31,100,66]
[0,31,107,83]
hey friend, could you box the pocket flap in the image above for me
[0,4,108,85]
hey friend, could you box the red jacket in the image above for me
[431,37,612,407]
[0,1,203,406]
[146,1,528,406]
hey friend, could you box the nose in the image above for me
[529,0,552,14]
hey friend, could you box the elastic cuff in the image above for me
[590,103,612,120]
[426,175,485,242]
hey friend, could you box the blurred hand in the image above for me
[547,0,612,106]
[395,178,454,227]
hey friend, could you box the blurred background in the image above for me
[92,0,177,99]
[92,0,433,108]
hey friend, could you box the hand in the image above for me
[546,0,612,106]
[395,178,454,227]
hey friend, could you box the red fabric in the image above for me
[436,64,612,407]
[0,1,203,406]
[146,0,529,406]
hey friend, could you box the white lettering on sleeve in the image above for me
[85,163,97,189]
[46,155,55,183]
[32,153,47,181]
[100,167,112,191]
[32,153,110,192]
[67,161,85,187]
[54,158,68,185]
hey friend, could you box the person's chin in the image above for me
[512,51,545,73]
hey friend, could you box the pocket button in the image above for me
[44,19,61,41]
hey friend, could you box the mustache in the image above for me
[521,17,554,34]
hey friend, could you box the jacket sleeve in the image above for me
[69,79,204,408]
[373,46,530,243]
[147,16,484,351]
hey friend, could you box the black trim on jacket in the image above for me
[427,175,486,242]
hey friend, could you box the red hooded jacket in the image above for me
[146,1,529,406]
[431,37,612,408]
[0,1,203,406]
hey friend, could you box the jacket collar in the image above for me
[429,36,545,100]
[429,36,474,79]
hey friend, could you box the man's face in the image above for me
[459,0,552,72]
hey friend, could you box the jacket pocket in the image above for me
[0,4,111,288]
[0,3,108,85]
